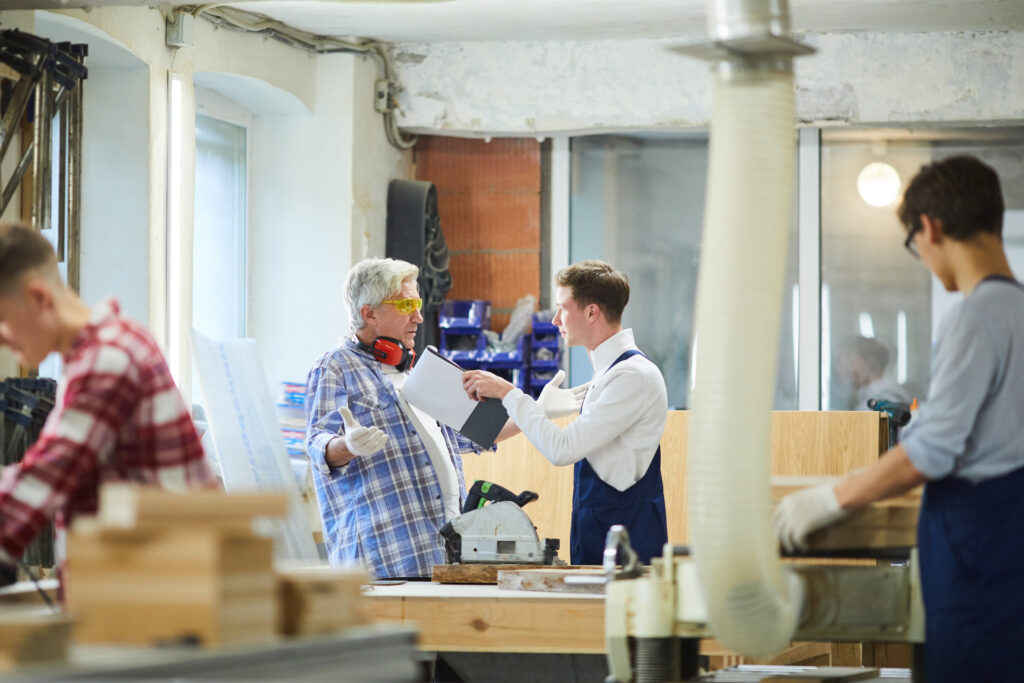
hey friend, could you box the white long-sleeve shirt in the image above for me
[501,329,668,491]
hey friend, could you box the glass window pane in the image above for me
[569,134,799,409]
[193,114,247,341]
[820,127,1024,412]
[192,114,247,407]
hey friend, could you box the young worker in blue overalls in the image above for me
[463,260,669,564]
[774,156,1024,682]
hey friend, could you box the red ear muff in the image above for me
[358,337,416,372]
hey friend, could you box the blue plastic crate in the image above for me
[531,316,560,347]
[478,335,527,367]
[439,300,492,332]
[530,345,560,368]
[439,329,487,363]
[530,367,560,387]
[484,365,527,391]
[532,313,558,331]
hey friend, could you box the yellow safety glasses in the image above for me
[382,298,423,314]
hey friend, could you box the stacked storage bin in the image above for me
[438,300,491,366]
[277,382,310,484]
[528,312,562,398]
[479,333,528,394]
[438,300,527,393]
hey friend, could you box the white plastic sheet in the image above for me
[191,330,320,562]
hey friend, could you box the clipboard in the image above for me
[401,346,508,449]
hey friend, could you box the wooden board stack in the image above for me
[277,566,367,636]
[0,613,73,670]
[66,484,288,647]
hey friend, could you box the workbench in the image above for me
[362,581,870,671]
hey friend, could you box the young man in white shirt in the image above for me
[463,260,669,564]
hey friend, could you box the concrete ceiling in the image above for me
[5,0,1024,42]
[224,0,1024,42]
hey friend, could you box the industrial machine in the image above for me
[441,481,562,565]
[595,0,930,677]
[602,528,925,682]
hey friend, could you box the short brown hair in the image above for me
[0,224,58,296]
[555,260,630,324]
[897,156,1004,241]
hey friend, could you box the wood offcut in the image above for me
[431,563,585,585]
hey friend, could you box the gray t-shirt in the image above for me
[902,277,1024,483]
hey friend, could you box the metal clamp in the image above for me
[603,525,641,582]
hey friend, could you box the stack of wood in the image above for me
[66,484,288,647]
[277,565,367,636]
[0,613,73,670]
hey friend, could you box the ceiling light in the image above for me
[857,161,901,208]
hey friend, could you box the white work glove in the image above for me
[773,484,849,553]
[536,370,590,419]
[339,406,389,457]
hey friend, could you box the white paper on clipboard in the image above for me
[402,346,508,449]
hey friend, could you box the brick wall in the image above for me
[414,136,541,332]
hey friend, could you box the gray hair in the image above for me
[344,257,419,334]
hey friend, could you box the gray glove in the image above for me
[339,407,389,457]
[536,370,589,419]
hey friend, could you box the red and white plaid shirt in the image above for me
[0,298,215,564]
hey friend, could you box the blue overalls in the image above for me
[569,350,669,565]
[918,461,1024,681]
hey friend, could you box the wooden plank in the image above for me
[830,642,864,667]
[432,563,584,585]
[277,566,367,636]
[702,640,835,669]
[761,668,879,682]
[467,411,888,550]
[771,477,922,502]
[862,642,914,667]
[98,484,289,530]
[496,568,605,594]
[367,594,606,653]
[0,580,59,608]
[0,613,72,670]
[66,523,277,646]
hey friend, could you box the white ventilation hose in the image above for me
[686,65,804,657]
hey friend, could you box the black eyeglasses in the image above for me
[904,223,922,258]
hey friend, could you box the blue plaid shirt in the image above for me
[305,338,484,579]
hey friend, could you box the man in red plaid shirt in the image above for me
[0,224,215,583]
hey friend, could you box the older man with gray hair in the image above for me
[304,257,492,579]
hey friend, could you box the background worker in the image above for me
[837,335,912,410]
[774,156,1024,683]
[304,258,499,579]
[0,224,216,586]
[463,260,668,565]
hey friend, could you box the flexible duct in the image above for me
[685,1,804,658]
